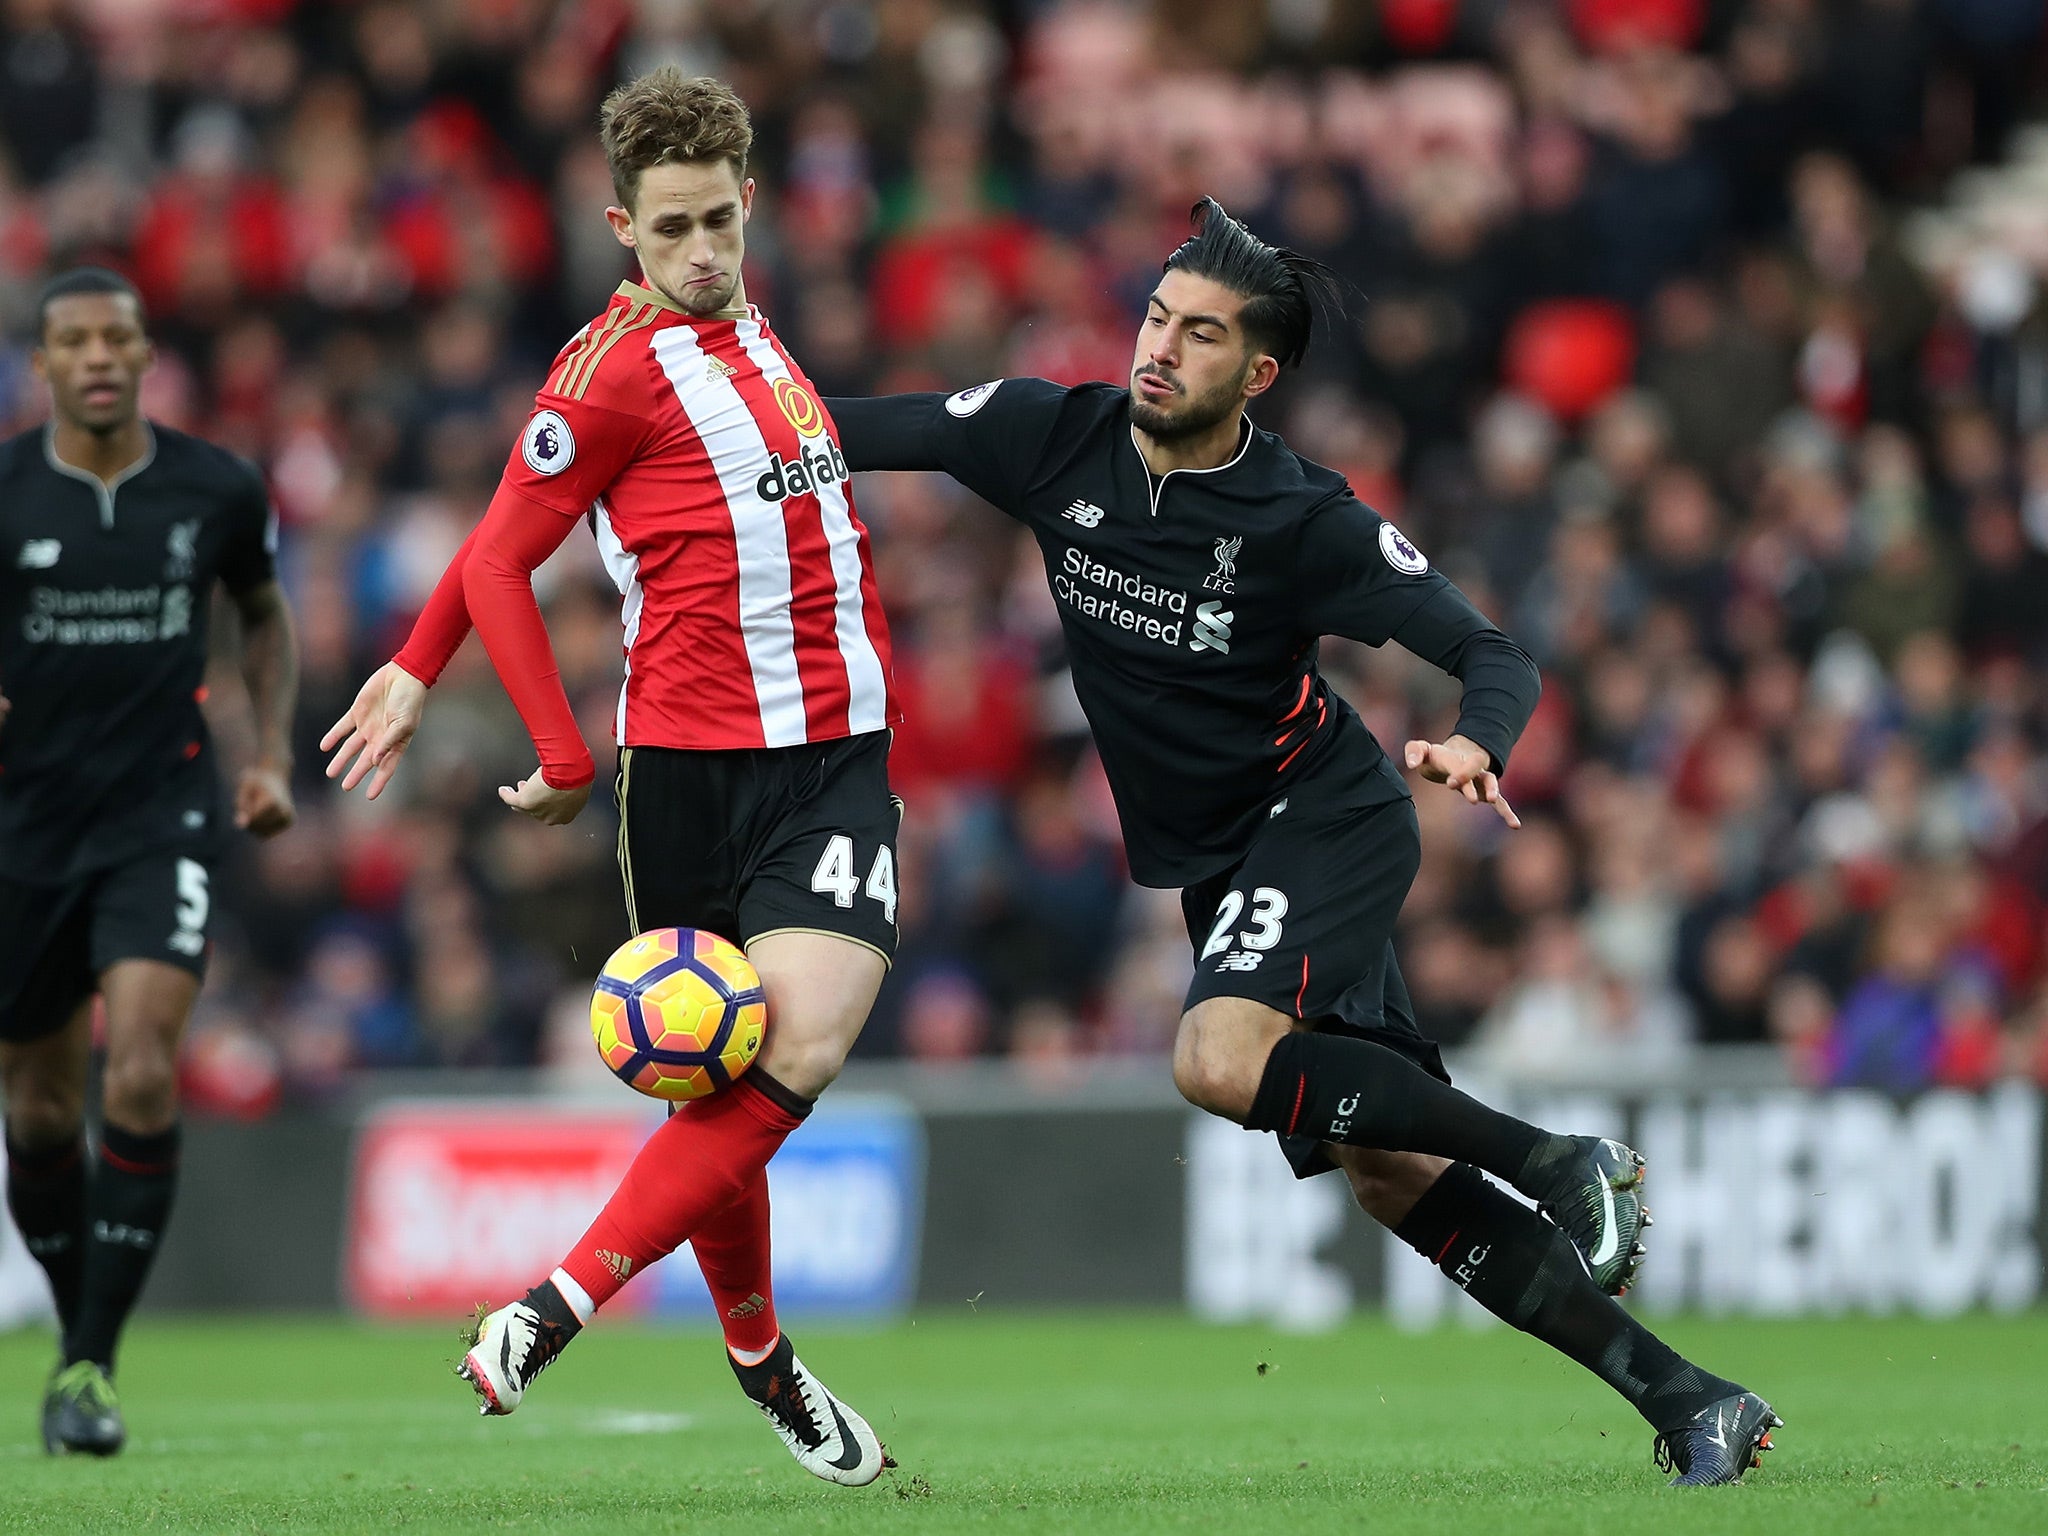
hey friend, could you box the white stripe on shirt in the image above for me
[734,318,891,735]
[651,325,809,748]
[590,498,642,742]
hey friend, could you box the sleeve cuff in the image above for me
[539,758,596,792]
[1451,719,1512,777]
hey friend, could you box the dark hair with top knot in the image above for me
[1161,197,1344,371]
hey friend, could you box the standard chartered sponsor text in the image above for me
[22,584,190,644]
[1055,546,1188,646]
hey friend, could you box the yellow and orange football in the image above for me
[589,928,766,1101]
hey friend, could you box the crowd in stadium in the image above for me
[4,0,2048,1105]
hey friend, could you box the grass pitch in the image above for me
[1,1311,2043,1534]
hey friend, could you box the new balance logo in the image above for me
[595,1249,634,1283]
[1189,601,1233,653]
[705,356,738,380]
[1214,950,1263,972]
[726,1292,769,1321]
[1062,500,1105,528]
[17,539,60,569]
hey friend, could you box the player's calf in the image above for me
[1393,1161,1761,1481]
[1228,1021,1652,1292]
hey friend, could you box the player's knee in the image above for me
[771,1042,845,1100]
[100,1041,179,1131]
[1340,1150,1452,1228]
[1171,1013,1250,1118]
[1343,1163,1412,1226]
[1,1070,85,1149]
[758,1024,852,1101]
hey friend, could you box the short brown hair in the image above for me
[599,68,753,210]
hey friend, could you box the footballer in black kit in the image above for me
[0,270,299,1455]
[829,200,1781,1488]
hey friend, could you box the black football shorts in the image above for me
[0,851,215,1044]
[1180,790,1449,1179]
[613,731,901,966]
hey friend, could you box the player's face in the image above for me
[608,160,754,317]
[1128,270,1276,441]
[34,292,153,434]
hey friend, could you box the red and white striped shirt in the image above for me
[398,281,897,781]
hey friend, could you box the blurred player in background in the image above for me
[0,269,298,1455]
[322,70,896,1486]
[828,202,1779,1487]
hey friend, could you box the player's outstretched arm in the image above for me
[322,517,488,800]
[229,578,300,837]
[1296,496,1541,826]
[827,380,1068,513]
[824,393,948,473]
[1403,734,1521,828]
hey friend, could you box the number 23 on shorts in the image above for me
[1202,886,1287,959]
[809,834,898,924]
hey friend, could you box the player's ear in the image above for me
[605,204,636,249]
[741,177,755,222]
[1241,352,1281,402]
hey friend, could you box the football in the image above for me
[589,927,767,1101]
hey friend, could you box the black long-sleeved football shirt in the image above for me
[828,379,1541,888]
[0,423,276,883]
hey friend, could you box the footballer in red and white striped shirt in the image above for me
[505,282,896,756]
[319,69,895,1486]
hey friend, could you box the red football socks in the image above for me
[557,1076,804,1312]
[690,1171,781,1361]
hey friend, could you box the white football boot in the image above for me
[729,1334,890,1486]
[457,1297,574,1415]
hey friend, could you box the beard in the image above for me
[1128,369,1243,441]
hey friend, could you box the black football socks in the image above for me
[1395,1163,1738,1433]
[4,1130,88,1336]
[520,1278,585,1375]
[68,1121,180,1373]
[1245,1030,1578,1192]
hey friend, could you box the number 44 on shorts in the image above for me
[810,835,898,923]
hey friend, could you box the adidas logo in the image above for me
[595,1248,634,1282]
[705,356,738,380]
[726,1292,769,1320]
[1062,499,1106,528]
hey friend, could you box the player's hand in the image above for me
[498,768,591,826]
[321,661,428,800]
[236,762,296,838]
[1403,734,1520,829]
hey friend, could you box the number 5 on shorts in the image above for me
[169,857,209,957]
[810,834,898,923]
